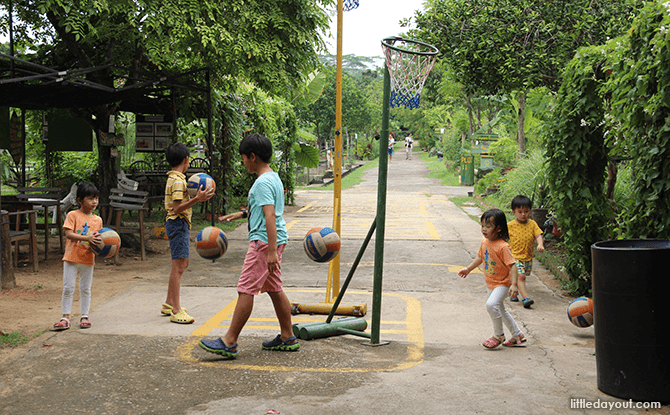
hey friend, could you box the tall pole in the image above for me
[9,0,14,76]
[371,65,391,344]
[206,68,214,227]
[327,0,344,302]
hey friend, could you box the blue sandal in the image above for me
[262,335,300,351]
[199,338,238,359]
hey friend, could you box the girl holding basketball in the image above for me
[52,182,103,331]
[458,209,526,348]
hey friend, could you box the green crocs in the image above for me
[262,335,300,351]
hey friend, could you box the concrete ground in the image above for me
[1,152,668,415]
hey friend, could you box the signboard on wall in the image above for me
[0,106,10,151]
[136,114,174,152]
[1,108,27,164]
[9,111,22,163]
[46,109,93,151]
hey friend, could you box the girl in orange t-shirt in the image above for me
[459,209,526,348]
[52,183,103,331]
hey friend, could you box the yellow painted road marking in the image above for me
[285,220,299,231]
[287,219,443,241]
[333,262,482,274]
[176,290,424,373]
[189,298,237,337]
[297,204,313,213]
[424,221,440,239]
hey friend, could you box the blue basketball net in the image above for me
[390,90,422,110]
[343,0,359,11]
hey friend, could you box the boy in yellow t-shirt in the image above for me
[507,195,545,308]
[161,143,214,324]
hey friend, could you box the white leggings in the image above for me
[486,286,522,338]
[62,261,94,316]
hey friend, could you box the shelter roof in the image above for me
[0,53,209,116]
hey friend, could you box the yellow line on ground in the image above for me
[424,221,440,239]
[189,298,237,337]
[285,220,299,231]
[175,289,425,373]
[214,325,413,335]
[212,317,412,327]
[297,203,313,213]
[333,262,482,274]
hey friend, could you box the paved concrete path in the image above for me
[1,152,666,415]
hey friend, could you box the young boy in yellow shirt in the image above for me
[161,143,214,324]
[507,195,545,308]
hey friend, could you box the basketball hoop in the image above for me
[343,0,359,11]
[381,36,439,109]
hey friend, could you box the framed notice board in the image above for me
[136,115,174,152]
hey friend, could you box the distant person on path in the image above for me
[507,195,545,308]
[388,132,396,162]
[405,133,414,160]
[458,209,526,348]
[162,143,215,324]
[52,182,103,331]
[200,133,298,359]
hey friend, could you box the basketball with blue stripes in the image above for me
[567,297,594,327]
[91,228,121,258]
[196,226,228,260]
[187,173,216,197]
[303,227,340,263]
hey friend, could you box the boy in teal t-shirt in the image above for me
[247,171,288,246]
[199,133,298,359]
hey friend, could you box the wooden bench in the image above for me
[8,209,39,272]
[108,188,149,261]
[15,187,64,260]
[1,209,39,272]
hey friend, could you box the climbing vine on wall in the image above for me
[545,45,612,294]
[607,1,670,239]
[546,0,670,295]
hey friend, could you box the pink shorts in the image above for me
[238,241,287,295]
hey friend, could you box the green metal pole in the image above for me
[371,65,391,344]
[326,219,376,324]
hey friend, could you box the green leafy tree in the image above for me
[545,1,670,294]
[607,1,670,239]
[298,65,372,150]
[413,0,640,154]
[2,0,332,200]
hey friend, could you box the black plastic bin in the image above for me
[591,239,670,403]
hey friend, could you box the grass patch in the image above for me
[420,152,461,186]
[535,239,576,293]
[308,161,378,191]
[450,195,502,222]
[191,216,245,232]
[0,329,46,349]
[1,187,18,196]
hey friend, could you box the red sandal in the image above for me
[79,316,92,329]
[503,334,526,346]
[482,335,505,349]
[52,318,70,331]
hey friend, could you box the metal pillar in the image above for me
[370,65,392,345]
[326,0,345,303]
